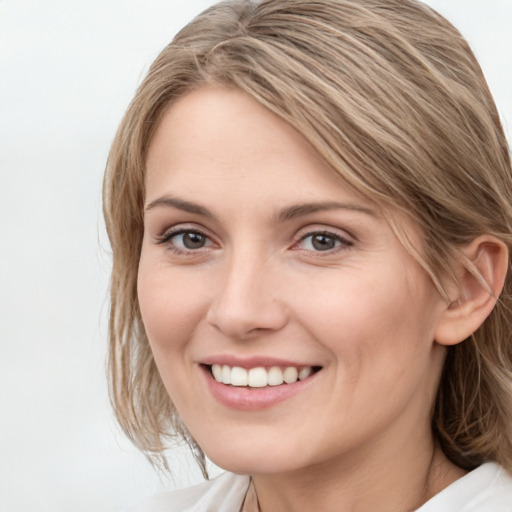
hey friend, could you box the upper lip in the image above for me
[200,355,321,369]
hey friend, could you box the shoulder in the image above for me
[417,462,512,512]
[122,472,250,512]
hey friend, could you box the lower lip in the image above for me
[202,366,318,411]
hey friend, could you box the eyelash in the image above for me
[156,227,213,255]
[156,227,354,256]
[296,230,353,254]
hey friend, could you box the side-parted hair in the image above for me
[103,0,512,474]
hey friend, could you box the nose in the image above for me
[206,251,289,340]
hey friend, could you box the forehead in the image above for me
[145,86,375,210]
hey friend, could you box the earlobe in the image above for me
[435,236,509,346]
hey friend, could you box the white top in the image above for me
[123,462,512,512]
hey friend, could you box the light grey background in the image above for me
[0,1,510,511]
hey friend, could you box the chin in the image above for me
[208,452,296,476]
[198,434,311,476]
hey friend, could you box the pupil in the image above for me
[184,232,205,249]
[312,234,335,251]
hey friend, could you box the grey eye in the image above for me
[297,231,353,253]
[172,231,210,250]
[310,234,337,251]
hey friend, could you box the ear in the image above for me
[435,235,509,346]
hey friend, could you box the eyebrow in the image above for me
[276,201,376,222]
[145,195,376,221]
[145,196,215,218]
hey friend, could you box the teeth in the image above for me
[231,366,248,386]
[222,365,231,385]
[212,364,223,382]
[298,367,312,380]
[248,367,267,387]
[210,364,315,388]
[268,366,284,386]
[283,367,298,384]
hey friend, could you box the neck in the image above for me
[251,430,465,512]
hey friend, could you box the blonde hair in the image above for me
[103,0,512,474]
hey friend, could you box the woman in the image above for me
[103,0,512,510]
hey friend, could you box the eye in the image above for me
[158,228,213,252]
[297,231,352,252]
[174,231,210,249]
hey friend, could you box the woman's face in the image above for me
[138,86,449,476]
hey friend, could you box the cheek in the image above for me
[298,284,442,445]
[136,262,212,414]
[137,260,208,354]
[295,266,440,380]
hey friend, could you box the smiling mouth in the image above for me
[206,364,322,388]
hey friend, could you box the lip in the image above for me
[201,355,318,369]
[200,361,320,411]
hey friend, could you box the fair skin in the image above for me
[137,86,501,512]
